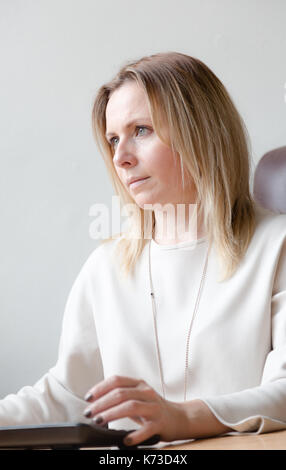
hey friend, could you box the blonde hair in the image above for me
[91,51,257,282]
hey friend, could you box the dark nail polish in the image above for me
[95,416,103,425]
[84,392,93,401]
[84,409,92,418]
[124,437,132,446]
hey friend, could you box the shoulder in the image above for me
[79,236,123,278]
[63,237,123,305]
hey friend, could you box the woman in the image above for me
[0,51,285,447]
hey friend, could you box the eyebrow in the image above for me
[105,118,151,139]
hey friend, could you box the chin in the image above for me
[131,195,156,210]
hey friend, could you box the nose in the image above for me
[113,137,137,169]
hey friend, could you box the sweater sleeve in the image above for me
[0,258,104,426]
[201,236,286,434]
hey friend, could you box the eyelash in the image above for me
[108,126,150,147]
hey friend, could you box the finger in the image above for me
[124,423,160,447]
[90,399,155,427]
[84,375,143,402]
[84,386,156,419]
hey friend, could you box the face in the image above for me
[105,81,196,209]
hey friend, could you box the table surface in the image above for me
[160,430,286,450]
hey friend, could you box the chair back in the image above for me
[253,146,286,214]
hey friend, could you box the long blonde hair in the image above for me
[91,51,257,282]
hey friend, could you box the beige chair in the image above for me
[253,146,286,214]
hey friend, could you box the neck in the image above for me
[153,203,206,245]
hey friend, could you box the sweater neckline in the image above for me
[150,236,207,251]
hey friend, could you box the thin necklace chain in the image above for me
[148,239,210,401]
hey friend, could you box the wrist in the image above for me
[178,399,232,439]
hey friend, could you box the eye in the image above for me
[136,126,149,136]
[109,136,119,147]
[108,126,151,148]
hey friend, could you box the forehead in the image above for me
[105,82,151,132]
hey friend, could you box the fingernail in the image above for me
[84,392,93,401]
[84,409,92,418]
[124,436,132,446]
[94,415,103,425]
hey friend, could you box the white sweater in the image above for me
[0,205,286,436]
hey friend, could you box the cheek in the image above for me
[147,142,173,168]
[114,165,123,180]
[152,148,181,182]
[114,168,127,189]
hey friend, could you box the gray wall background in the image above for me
[0,0,285,397]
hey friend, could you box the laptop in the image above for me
[0,422,160,450]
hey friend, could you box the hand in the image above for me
[83,375,191,446]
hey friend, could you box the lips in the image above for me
[127,176,150,186]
